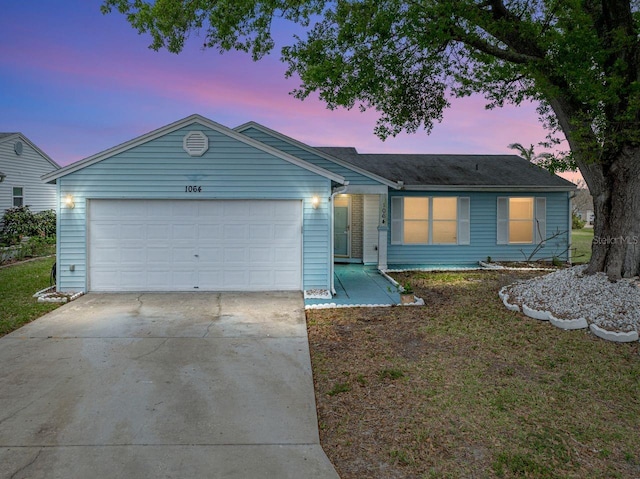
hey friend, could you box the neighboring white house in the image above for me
[0,133,59,214]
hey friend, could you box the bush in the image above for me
[572,213,586,230]
[1,206,56,245]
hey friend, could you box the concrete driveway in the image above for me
[0,292,339,479]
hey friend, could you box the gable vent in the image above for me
[183,131,209,157]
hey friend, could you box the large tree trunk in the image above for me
[579,148,640,280]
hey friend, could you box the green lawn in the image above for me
[0,257,60,336]
[571,228,594,264]
[308,270,640,479]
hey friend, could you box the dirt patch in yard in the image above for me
[307,270,640,479]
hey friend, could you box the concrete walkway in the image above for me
[0,292,339,479]
[305,264,400,308]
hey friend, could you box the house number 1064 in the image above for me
[185,186,202,193]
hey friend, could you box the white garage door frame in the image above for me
[87,198,303,292]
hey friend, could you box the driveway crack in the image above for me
[202,293,222,338]
[10,448,42,479]
[132,338,169,360]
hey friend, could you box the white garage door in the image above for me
[88,199,302,292]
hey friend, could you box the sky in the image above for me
[0,1,579,183]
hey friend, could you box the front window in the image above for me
[392,196,468,245]
[403,197,429,244]
[432,197,458,244]
[508,197,534,244]
[12,187,23,207]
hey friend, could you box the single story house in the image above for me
[43,114,575,294]
[0,133,59,214]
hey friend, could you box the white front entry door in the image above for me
[88,199,302,292]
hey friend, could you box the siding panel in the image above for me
[387,191,571,265]
[0,138,58,213]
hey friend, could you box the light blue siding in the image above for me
[57,124,331,292]
[240,127,384,186]
[387,191,571,265]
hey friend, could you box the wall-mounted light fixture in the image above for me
[311,195,320,209]
[64,195,75,209]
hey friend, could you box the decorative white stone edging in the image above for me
[379,270,400,288]
[522,303,552,321]
[501,285,638,342]
[549,314,588,330]
[305,303,393,310]
[304,289,331,299]
[36,290,85,304]
[589,324,639,343]
[400,296,425,306]
[480,261,555,272]
[33,285,56,298]
[498,287,520,312]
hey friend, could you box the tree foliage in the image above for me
[102,0,640,278]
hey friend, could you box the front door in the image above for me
[334,196,350,257]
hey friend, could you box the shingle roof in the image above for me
[317,147,575,189]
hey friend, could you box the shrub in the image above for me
[1,206,56,245]
[572,213,586,230]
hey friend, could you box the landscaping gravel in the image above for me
[505,266,640,333]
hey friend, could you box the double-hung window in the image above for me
[391,196,470,245]
[12,187,23,207]
[497,197,546,244]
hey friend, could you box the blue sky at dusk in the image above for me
[1,1,577,182]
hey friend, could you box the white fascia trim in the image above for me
[0,133,61,170]
[43,114,346,185]
[235,121,396,188]
[341,184,388,194]
[401,185,577,192]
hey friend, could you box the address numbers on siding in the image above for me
[185,186,202,193]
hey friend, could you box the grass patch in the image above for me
[0,257,60,336]
[307,270,640,479]
[571,228,594,264]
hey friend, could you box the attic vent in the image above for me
[183,131,209,157]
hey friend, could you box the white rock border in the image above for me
[498,286,520,312]
[522,303,552,321]
[306,303,393,310]
[304,289,331,299]
[499,285,640,342]
[34,288,85,304]
[549,314,588,330]
[589,324,639,343]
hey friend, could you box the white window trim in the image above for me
[391,196,470,245]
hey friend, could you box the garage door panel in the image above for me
[249,247,273,263]
[147,224,170,238]
[198,224,222,239]
[223,224,247,240]
[89,199,301,292]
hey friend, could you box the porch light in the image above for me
[64,195,75,209]
[311,196,320,209]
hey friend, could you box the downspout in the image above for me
[330,182,349,295]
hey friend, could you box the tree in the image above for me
[508,142,558,172]
[102,0,640,279]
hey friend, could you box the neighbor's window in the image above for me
[12,187,23,207]
[497,197,546,244]
[391,196,470,245]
